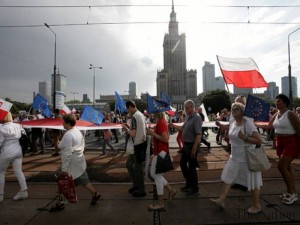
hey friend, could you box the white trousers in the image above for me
[150,151,168,195]
[0,152,27,195]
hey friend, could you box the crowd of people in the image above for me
[1,93,299,214]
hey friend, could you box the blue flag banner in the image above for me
[160,92,172,104]
[80,106,104,125]
[147,94,172,114]
[32,94,52,118]
[244,95,270,122]
[115,91,127,113]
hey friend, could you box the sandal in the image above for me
[49,203,65,212]
[281,193,298,205]
[168,189,177,200]
[90,192,101,205]
[280,193,298,200]
[210,198,225,209]
[247,206,262,214]
[148,203,165,211]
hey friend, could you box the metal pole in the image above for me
[44,23,57,111]
[287,27,300,109]
[93,67,95,107]
[89,65,103,107]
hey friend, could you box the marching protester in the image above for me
[122,100,147,197]
[169,100,202,197]
[210,102,263,214]
[256,94,300,205]
[50,114,101,212]
[0,112,28,202]
[147,112,176,210]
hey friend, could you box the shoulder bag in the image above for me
[243,121,271,172]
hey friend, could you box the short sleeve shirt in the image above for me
[153,118,169,155]
[182,112,202,143]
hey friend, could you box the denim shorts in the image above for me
[74,171,89,186]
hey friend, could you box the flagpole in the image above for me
[216,55,230,93]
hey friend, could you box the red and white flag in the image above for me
[0,99,13,120]
[217,55,268,88]
[59,105,71,115]
[166,106,176,117]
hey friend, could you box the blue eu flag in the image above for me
[244,95,270,121]
[80,106,104,125]
[32,94,52,118]
[147,94,172,114]
[160,92,172,104]
[115,91,127,113]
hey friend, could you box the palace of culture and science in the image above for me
[156,1,197,109]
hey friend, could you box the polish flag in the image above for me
[166,106,176,117]
[59,105,71,115]
[217,55,268,88]
[0,99,13,120]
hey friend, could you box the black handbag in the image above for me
[155,152,174,174]
[133,140,147,163]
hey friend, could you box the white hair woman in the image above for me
[211,102,263,214]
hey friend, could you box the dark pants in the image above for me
[180,143,199,191]
[112,129,118,142]
[126,154,145,192]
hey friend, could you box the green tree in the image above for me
[202,90,231,114]
[4,98,31,114]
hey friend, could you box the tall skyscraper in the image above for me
[202,61,225,92]
[51,72,67,108]
[38,81,51,103]
[264,82,279,99]
[202,61,215,92]
[129,81,137,97]
[156,1,197,108]
[281,76,297,98]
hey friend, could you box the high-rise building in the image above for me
[156,1,197,108]
[129,82,137,97]
[233,86,253,95]
[281,76,297,98]
[38,81,51,103]
[83,94,90,102]
[215,76,225,91]
[202,62,225,92]
[202,61,215,92]
[51,72,67,108]
[264,82,279,99]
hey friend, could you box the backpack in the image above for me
[19,130,29,156]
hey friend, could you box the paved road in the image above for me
[1,129,299,225]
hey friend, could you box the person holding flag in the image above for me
[256,94,300,205]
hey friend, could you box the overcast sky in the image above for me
[1,0,300,103]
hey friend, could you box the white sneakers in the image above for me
[13,190,28,201]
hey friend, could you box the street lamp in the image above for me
[288,26,300,108]
[44,23,57,111]
[89,64,103,106]
[70,91,79,103]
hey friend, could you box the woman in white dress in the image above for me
[210,102,263,214]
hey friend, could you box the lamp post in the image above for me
[288,26,300,108]
[89,64,103,106]
[70,91,79,103]
[44,23,57,111]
